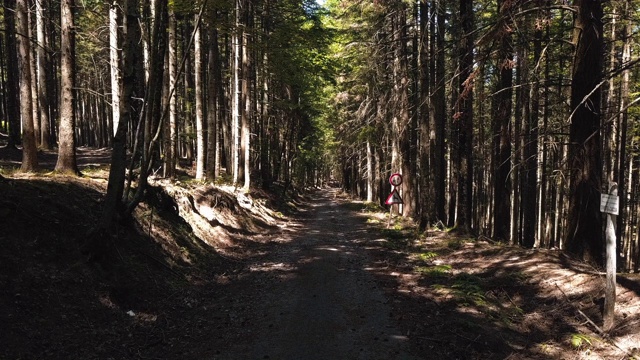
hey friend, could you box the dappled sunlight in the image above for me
[316,246,342,252]
[353,210,640,359]
[209,189,423,359]
[247,261,300,282]
[146,179,289,263]
[2,166,637,359]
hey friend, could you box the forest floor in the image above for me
[1,143,640,359]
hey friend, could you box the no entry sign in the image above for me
[389,173,403,186]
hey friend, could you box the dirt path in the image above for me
[0,146,112,171]
[218,189,419,360]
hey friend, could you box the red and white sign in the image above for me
[389,173,403,186]
[385,189,403,205]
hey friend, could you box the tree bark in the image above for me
[492,0,513,243]
[55,0,79,175]
[109,1,121,139]
[29,8,40,149]
[232,0,242,185]
[36,0,52,150]
[241,0,251,191]
[194,18,205,180]
[522,5,539,248]
[418,0,430,229]
[455,0,474,234]
[206,18,220,181]
[616,2,630,270]
[17,0,38,172]
[166,8,177,179]
[5,0,21,149]
[565,0,604,265]
[434,0,447,224]
[126,0,168,215]
[392,4,413,217]
[101,0,139,228]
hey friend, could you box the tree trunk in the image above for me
[165,8,177,179]
[101,0,141,226]
[418,0,430,229]
[194,19,205,180]
[366,140,374,202]
[565,0,604,265]
[36,0,52,150]
[542,9,553,247]
[126,0,168,214]
[241,0,251,191]
[522,10,539,248]
[232,0,242,185]
[392,4,413,217]
[17,0,38,172]
[55,0,79,175]
[5,0,21,148]
[616,2,631,270]
[259,10,271,189]
[29,8,40,149]
[109,1,121,138]
[206,18,220,181]
[455,0,474,234]
[522,3,549,247]
[434,0,447,224]
[492,0,513,242]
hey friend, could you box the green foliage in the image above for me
[377,227,417,249]
[0,166,19,177]
[417,264,452,277]
[380,228,404,240]
[569,333,598,349]
[361,201,383,213]
[417,251,439,262]
[260,0,337,185]
[75,3,110,84]
[451,274,486,306]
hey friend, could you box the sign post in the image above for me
[386,174,403,228]
[602,183,618,332]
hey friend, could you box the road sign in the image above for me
[389,173,403,186]
[600,193,619,215]
[385,189,403,205]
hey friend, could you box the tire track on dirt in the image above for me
[218,189,419,360]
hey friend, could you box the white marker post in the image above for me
[601,183,618,332]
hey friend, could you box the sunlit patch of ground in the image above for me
[352,202,640,359]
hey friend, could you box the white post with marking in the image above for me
[602,183,618,332]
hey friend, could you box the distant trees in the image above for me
[327,0,640,270]
[94,0,330,226]
[0,0,331,222]
[3,0,639,271]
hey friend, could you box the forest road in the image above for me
[218,188,420,360]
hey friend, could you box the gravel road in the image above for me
[219,189,420,360]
